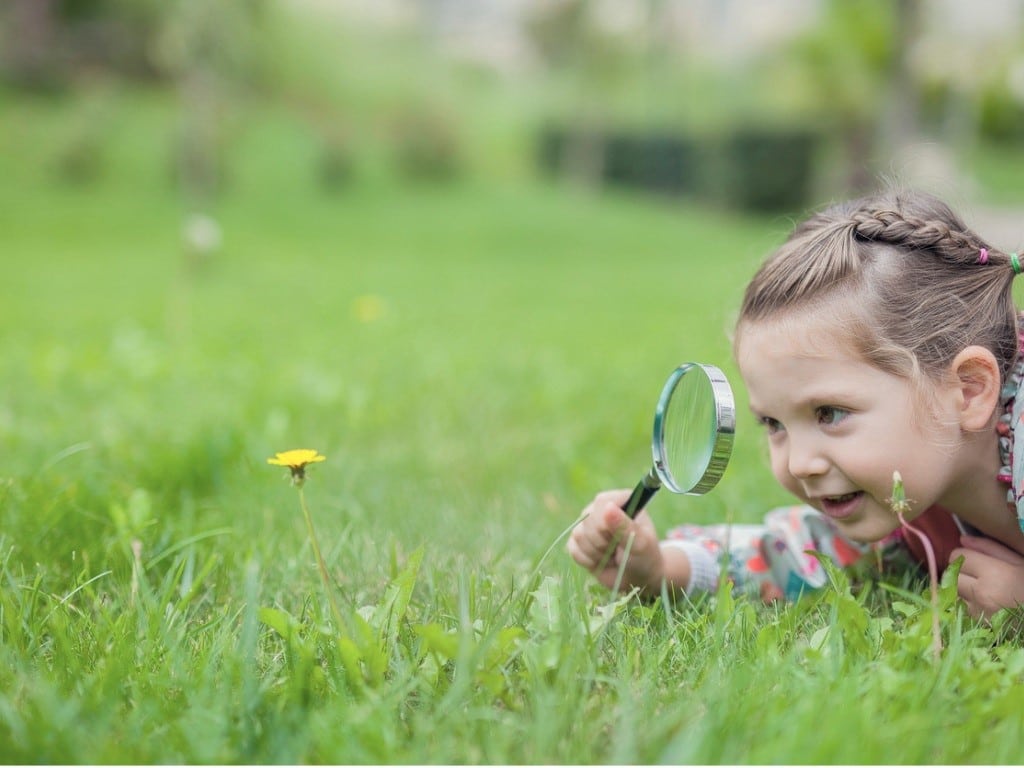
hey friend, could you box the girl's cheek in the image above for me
[768,449,790,486]
[767,448,803,498]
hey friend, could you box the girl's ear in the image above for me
[950,345,1001,431]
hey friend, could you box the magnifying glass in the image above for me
[621,363,736,519]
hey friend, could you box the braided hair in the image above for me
[738,189,1020,388]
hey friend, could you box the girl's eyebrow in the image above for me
[747,404,770,421]
[748,390,859,416]
[797,390,860,406]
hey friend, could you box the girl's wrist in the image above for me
[651,542,692,595]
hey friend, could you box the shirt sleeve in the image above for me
[662,505,870,602]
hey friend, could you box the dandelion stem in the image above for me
[890,471,942,662]
[895,509,942,662]
[298,486,345,631]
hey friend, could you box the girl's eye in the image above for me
[758,416,783,434]
[816,406,849,426]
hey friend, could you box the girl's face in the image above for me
[736,311,968,543]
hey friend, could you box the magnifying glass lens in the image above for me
[621,362,734,518]
[662,371,716,492]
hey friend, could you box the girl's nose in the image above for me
[786,437,829,479]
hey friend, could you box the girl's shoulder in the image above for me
[1002,318,1024,532]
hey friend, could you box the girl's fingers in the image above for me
[958,534,1024,565]
[568,495,634,568]
[565,535,597,570]
[951,548,975,578]
[952,550,985,617]
[568,490,656,580]
[569,508,613,559]
[585,505,628,553]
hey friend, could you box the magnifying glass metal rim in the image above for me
[652,362,735,495]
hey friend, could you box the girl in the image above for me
[568,189,1024,619]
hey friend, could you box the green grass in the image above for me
[3,87,1024,763]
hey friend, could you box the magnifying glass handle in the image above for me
[622,468,662,519]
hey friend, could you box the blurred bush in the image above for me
[719,128,821,212]
[601,132,701,197]
[316,128,356,192]
[538,124,821,214]
[979,80,1024,145]
[389,104,463,183]
[52,81,116,184]
[0,0,165,89]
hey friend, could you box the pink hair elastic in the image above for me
[978,248,989,265]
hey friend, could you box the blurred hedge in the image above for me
[538,125,821,214]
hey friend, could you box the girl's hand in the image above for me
[951,534,1024,619]
[566,489,668,594]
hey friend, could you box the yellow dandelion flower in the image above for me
[267,448,326,485]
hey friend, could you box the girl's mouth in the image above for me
[820,491,864,519]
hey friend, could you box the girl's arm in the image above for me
[568,495,870,601]
[662,505,869,602]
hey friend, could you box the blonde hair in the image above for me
[737,189,1019,388]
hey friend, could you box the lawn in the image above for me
[2,88,1024,763]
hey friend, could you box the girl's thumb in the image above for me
[602,502,633,534]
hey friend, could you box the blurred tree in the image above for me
[779,0,904,192]
[524,0,645,188]
[886,0,923,151]
[911,3,1024,154]
[0,0,166,88]
[2,0,60,88]
[0,0,271,260]
[153,0,268,211]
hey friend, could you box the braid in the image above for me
[850,209,981,265]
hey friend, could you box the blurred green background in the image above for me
[6,4,1024,762]
[4,0,1024,582]
[7,0,1024,207]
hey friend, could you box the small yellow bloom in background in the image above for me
[351,294,387,324]
[267,448,326,485]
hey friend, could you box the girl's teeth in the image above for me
[828,492,858,502]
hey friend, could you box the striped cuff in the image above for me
[661,540,720,595]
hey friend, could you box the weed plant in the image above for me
[2,88,1024,763]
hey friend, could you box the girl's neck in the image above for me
[942,430,1024,555]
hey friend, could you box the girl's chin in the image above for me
[831,513,901,544]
